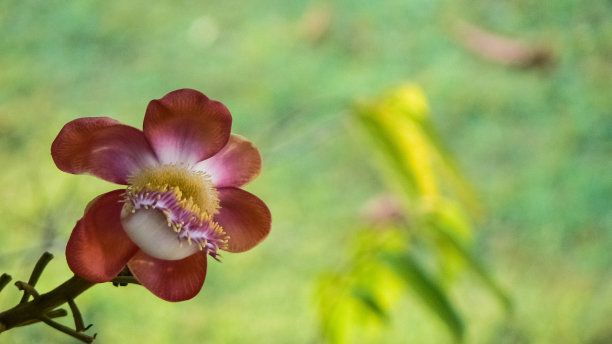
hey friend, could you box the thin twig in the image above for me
[13,308,68,327]
[0,273,12,293]
[68,299,86,332]
[20,252,53,304]
[39,316,96,343]
[47,308,68,319]
[15,281,40,300]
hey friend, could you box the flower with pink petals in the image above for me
[52,89,271,302]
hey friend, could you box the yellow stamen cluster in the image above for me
[128,164,220,216]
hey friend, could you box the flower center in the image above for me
[127,164,220,216]
[120,164,228,260]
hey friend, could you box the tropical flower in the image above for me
[52,89,271,302]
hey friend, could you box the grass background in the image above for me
[0,0,610,343]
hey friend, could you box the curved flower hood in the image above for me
[52,89,271,302]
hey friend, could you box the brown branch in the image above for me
[0,275,94,332]
[0,251,96,339]
[0,252,139,341]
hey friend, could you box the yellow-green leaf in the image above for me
[380,251,465,341]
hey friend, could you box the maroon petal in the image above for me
[128,251,207,302]
[215,187,271,253]
[66,190,139,283]
[143,89,232,165]
[194,134,262,188]
[52,117,157,185]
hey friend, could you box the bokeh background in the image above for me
[1,0,610,343]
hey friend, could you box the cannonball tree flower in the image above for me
[52,89,271,302]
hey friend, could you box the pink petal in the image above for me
[143,89,232,165]
[66,190,139,283]
[128,251,207,302]
[194,134,262,188]
[215,187,271,253]
[52,117,157,185]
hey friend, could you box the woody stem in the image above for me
[0,275,94,332]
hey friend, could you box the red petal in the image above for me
[128,251,207,302]
[194,134,262,188]
[66,190,139,283]
[143,89,232,165]
[215,187,271,253]
[52,117,157,185]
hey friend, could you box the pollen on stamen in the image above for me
[121,163,230,260]
[123,185,229,260]
[127,163,220,216]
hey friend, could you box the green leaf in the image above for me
[350,286,389,323]
[316,273,352,344]
[431,223,513,312]
[419,120,484,217]
[354,109,418,198]
[380,251,465,341]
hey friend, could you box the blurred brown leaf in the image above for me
[453,20,555,69]
[299,3,333,44]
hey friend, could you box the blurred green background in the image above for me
[0,0,610,343]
